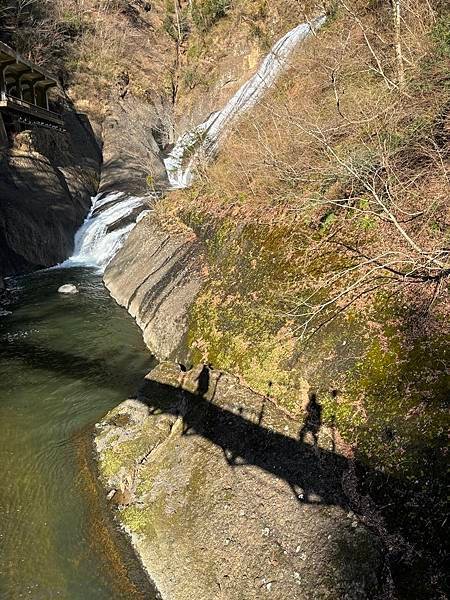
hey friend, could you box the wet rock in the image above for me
[58,284,78,294]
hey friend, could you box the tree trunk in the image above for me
[392,0,405,89]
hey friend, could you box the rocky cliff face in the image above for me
[100,95,169,196]
[104,212,204,363]
[104,202,448,598]
[0,108,101,278]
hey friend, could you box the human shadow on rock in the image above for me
[139,367,356,509]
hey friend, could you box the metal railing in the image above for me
[0,91,62,122]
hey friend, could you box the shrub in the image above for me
[191,0,231,33]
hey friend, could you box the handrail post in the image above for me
[1,59,15,96]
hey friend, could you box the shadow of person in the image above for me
[196,364,210,397]
[299,392,322,447]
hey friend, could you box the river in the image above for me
[0,267,157,599]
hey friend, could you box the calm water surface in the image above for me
[0,268,156,599]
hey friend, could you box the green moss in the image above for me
[187,218,309,410]
[319,299,449,479]
[121,505,153,535]
[185,212,449,483]
[99,432,153,480]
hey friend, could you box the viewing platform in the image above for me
[0,41,64,137]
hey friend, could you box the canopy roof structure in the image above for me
[0,41,63,128]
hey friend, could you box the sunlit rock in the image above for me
[58,283,78,294]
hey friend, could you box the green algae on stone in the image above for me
[187,220,311,412]
[186,213,449,482]
[94,363,388,600]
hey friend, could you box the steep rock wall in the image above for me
[0,108,101,278]
[103,212,204,363]
[103,208,448,598]
[100,95,169,196]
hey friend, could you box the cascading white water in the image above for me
[164,15,326,189]
[62,192,150,270]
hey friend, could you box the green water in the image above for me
[0,267,157,599]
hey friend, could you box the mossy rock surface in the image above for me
[95,362,388,600]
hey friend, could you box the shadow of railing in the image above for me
[3,338,447,595]
[138,367,359,509]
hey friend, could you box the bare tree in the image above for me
[392,0,405,88]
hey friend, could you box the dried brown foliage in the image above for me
[0,0,174,108]
[179,0,450,337]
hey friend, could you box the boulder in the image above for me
[58,283,78,294]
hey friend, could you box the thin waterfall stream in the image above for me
[164,15,325,189]
[0,17,324,597]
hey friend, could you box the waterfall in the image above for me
[164,15,326,189]
[61,16,325,271]
[61,192,150,270]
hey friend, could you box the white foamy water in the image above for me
[164,15,326,188]
[62,192,150,270]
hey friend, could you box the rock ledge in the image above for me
[95,362,388,600]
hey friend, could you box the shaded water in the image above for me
[0,267,157,599]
